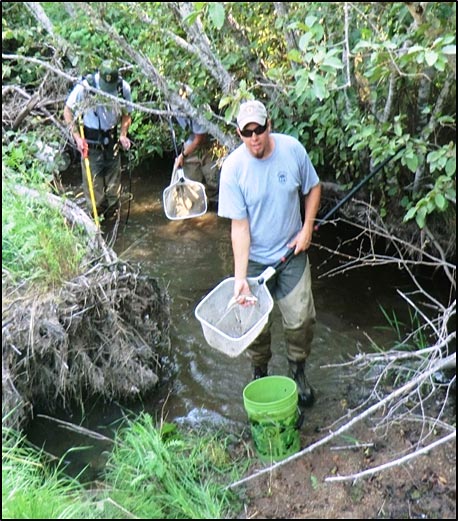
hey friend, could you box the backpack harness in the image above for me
[82,72,126,149]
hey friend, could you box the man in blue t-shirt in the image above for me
[218,100,321,407]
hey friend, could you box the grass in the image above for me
[2,187,88,287]
[99,412,246,519]
[377,306,428,352]
[2,412,249,519]
[2,136,89,289]
[2,425,91,519]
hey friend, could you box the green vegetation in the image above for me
[371,306,442,392]
[2,2,456,239]
[2,424,90,519]
[2,134,89,289]
[100,413,246,518]
[2,412,249,519]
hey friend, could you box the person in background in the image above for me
[173,87,219,205]
[64,59,133,219]
[217,100,321,408]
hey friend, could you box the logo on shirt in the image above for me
[278,171,287,184]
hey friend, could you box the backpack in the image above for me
[77,72,128,146]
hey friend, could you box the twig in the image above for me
[325,431,456,482]
[102,497,139,519]
[36,414,113,442]
[330,442,374,451]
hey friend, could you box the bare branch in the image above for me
[23,2,76,64]
[273,2,299,71]
[169,2,235,94]
[326,431,455,482]
[404,2,429,28]
[2,53,165,117]
[36,414,113,442]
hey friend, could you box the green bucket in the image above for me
[243,375,300,462]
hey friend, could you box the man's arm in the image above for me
[288,183,322,253]
[63,105,86,154]
[119,113,132,150]
[231,218,255,304]
[175,132,206,168]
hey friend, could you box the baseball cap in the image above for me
[99,60,119,92]
[236,100,268,130]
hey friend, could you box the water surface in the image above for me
[27,157,411,476]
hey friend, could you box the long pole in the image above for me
[314,144,406,231]
[78,120,100,229]
[166,103,179,156]
[124,147,133,227]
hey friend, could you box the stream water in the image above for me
[27,156,416,478]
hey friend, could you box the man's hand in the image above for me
[174,153,184,169]
[233,278,257,307]
[74,135,88,158]
[119,135,131,150]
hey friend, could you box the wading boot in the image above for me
[252,364,268,380]
[288,360,315,408]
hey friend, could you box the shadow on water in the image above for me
[27,155,416,478]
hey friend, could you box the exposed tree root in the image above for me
[3,260,170,431]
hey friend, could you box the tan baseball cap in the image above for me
[236,100,268,130]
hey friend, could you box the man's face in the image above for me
[237,120,271,159]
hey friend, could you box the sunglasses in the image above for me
[240,123,268,138]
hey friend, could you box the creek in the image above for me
[27,156,417,479]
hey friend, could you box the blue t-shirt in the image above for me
[218,133,319,264]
